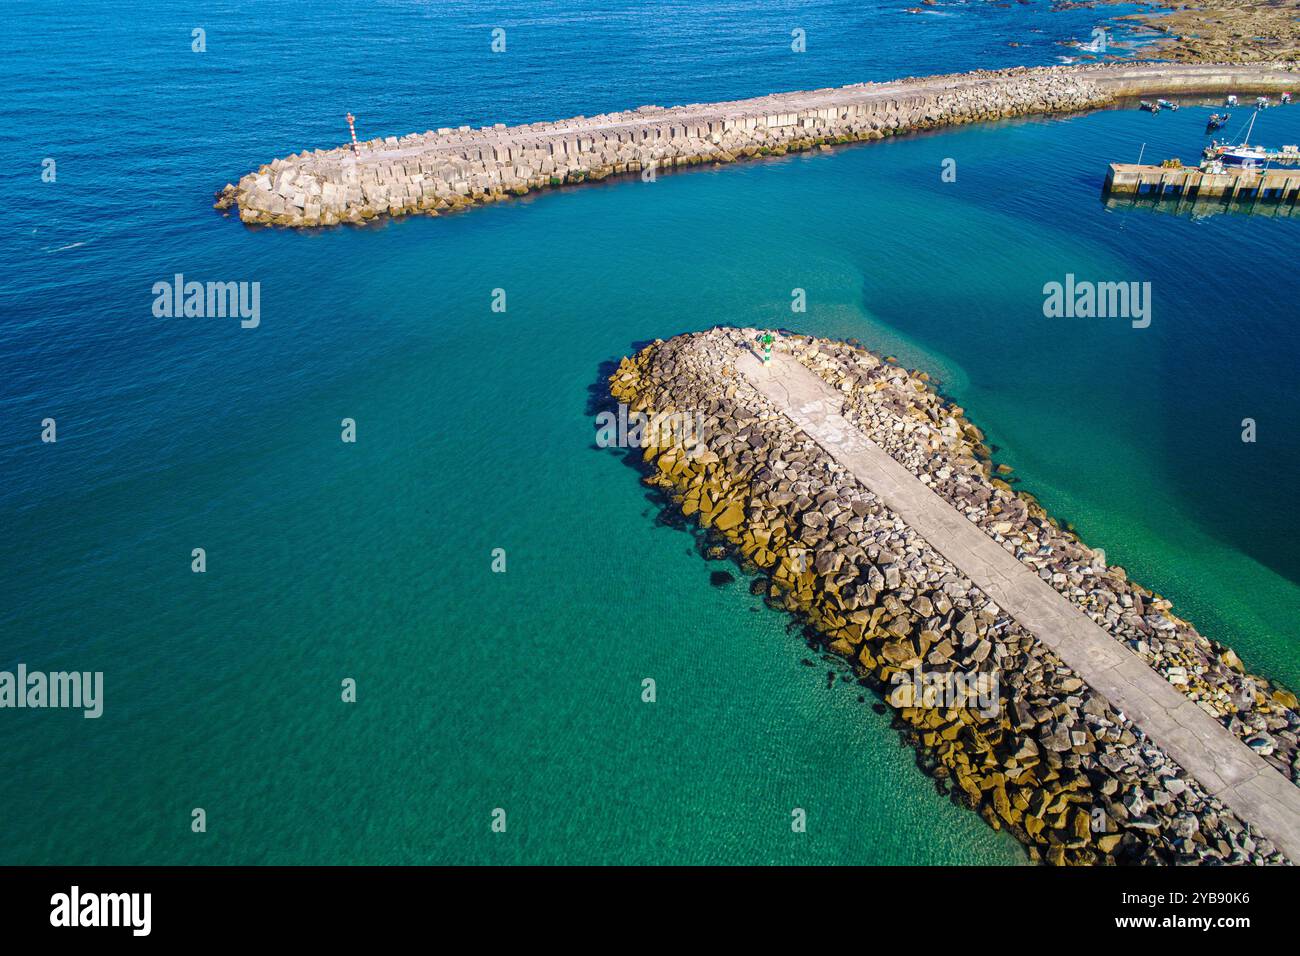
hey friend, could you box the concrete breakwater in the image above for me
[608,328,1300,864]
[215,62,1296,228]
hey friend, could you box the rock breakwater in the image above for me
[804,340,1300,784]
[608,328,1297,864]
[216,62,1296,228]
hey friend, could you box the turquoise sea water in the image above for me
[2,2,1298,864]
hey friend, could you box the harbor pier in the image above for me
[1105,163,1300,202]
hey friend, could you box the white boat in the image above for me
[1221,146,1269,169]
[1218,111,1268,168]
[1226,94,1238,107]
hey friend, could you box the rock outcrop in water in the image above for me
[608,328,1297,864]
[1098,0,1300,64]
[215,62,1297,228]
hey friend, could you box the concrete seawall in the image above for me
[216,62,1298,228]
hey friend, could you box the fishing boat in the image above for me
[1221,145,1269,169]
[1256,96,1271,109]
[1212,110,1269,169]
[1207,113,1230,130]
[1283,93,1293,106]
[1156,99,1179,112]
[1226,94,1238,107]
[1139,100,1160,113]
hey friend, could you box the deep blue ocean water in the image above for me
[2,1,1297,864]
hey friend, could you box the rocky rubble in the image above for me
[608,327,1291,864]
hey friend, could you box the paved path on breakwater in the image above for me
[737,348,1300,862]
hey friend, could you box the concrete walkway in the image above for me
[738,349,1300,862]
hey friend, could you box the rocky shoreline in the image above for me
[608,328,1297,865]
[1096,0,1300,64]
[215,62,1296,229]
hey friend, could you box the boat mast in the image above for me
[1242,109,1258,147]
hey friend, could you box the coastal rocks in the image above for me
[1093,0,1300,64]
[608,327,1290,865]
[215,62,1298,228]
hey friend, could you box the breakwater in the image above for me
[216,62,1297,228]
[609,328,1300,864]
